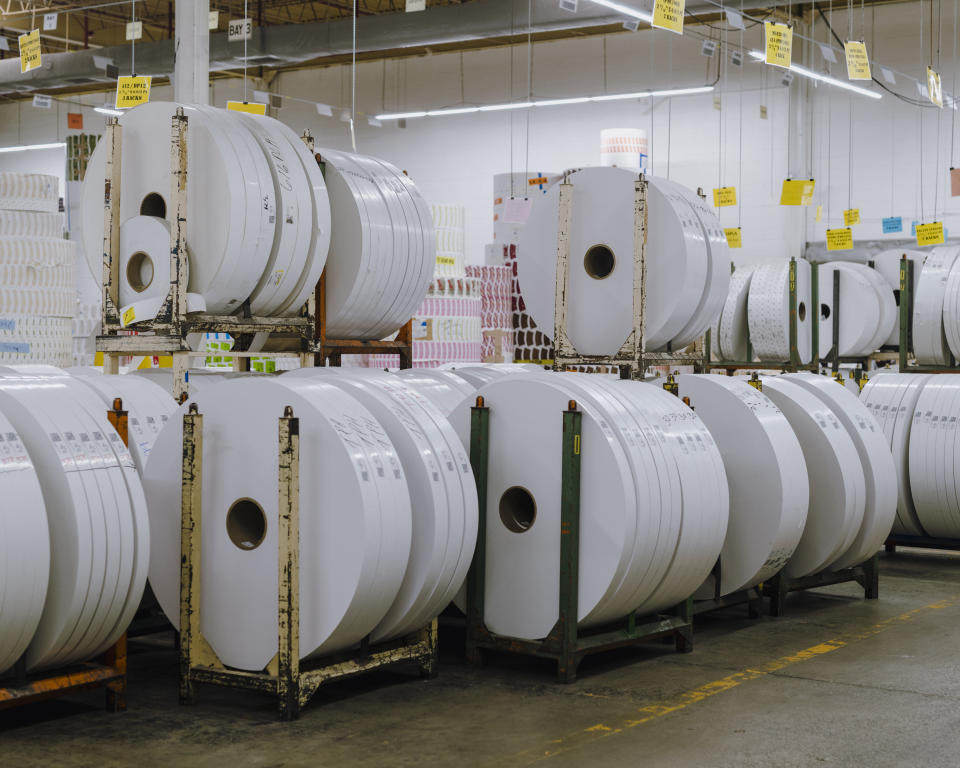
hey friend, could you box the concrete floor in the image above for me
[4,549,960,767]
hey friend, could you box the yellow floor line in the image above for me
[506,595,958,765]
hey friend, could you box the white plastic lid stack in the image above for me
[0,408,50,676]
[859,373,930,536]
[747,260,814,364]
[717,266,754,361]
[142,377,414,670]
[670,375,807,595]
[516,168,729,356]
[786,373,897,569]
[913,246,960,365]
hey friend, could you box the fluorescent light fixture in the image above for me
[0,141,66,154]
[376,85,713,120]
[584,0,652,22]
[94,106,124,116]
[748,50,882,99]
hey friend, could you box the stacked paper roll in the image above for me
[431,203,466,278]
[466,265,514,363]
[746,260,813,363]
[0,367,148,675]
[449,372,729,639]
[716,266,753,361]
[874,249,923,346]
[0,175,74,367]
[911,246,960,364]
[816,263,896,358]
[600,128,649,172]
[517,168,730,356]
[143,375,478,668]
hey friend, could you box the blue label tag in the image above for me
[882,216,903,234]
[0,342,30,354]
[0,318,16,332]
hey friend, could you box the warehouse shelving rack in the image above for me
[177,404,437,721]
[706,259,821,374]
[95,112,413,401]
[0,398,130,713]
[761,555,880,617]
[550,173,707,379]
[464,396,694,684]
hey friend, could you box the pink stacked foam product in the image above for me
[466,263,514,363]
[505,243,554,364]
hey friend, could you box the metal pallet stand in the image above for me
[897,256,960,373]
[464,396,693,684]
[0,399,130,712]
[761,554,880,617]
[96,114,413,401]
[551,174,706,378]
[706,259,820,373]
[177,404,437,721]
[884,535,960,553]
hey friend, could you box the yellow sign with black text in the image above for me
[724,227,742,248]
[844,41,871,80]
[780,179,816,206]
[916,221,945,246]
[826,228,854,251]
[653,0,685,34]
[843,208,860,225]
[115,76,152,109]
[18,29,41,73]
[713,187,737,207]
[764,22,793,68]
[226,100,267,115]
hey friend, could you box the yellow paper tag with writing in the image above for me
[713,187,737,207]
[916,221,945,246]
[780,179,815,206]
[724,227,742,248]
[226,100,267,115]
[18,29,41,73]
[764,22,793,68]
[121,306,136,327]
[115,76,152,109]
[826,228,854,251]
[927,67,943,108]
[815,205,823,222]
[844,41,871,80]
[652,0,685,34]
[843,208,860,225]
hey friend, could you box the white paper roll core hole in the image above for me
[584,245,616,280]
[139,192,166,218]
[126,251,154,293]
[499,486,537,533]
[798,301,807,322]
[226,498,268,551]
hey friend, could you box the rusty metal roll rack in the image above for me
[0,398,130,713]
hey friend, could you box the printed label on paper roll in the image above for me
[843,208,860,225]
[844,41,871,80]
[764,22,793,68]
[713,187,737,207]
[653,0,685,34]
[436,255,457,266]
[780,178,815,206]
[916,221,945,246]
[724,227,742,248]
[826,228,854,251]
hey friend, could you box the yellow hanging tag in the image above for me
[844,41,871,80]
[115,75,152,109]
[927,67,943,108]
[724,227,742,248]
[764,22,793,68]
[780,179,816,206]
[226,100,267,115]
[826,228,854,251]
[653,0,685,35]
[916,221,945,246]
[713,187,737,207]
[843,208,860,225]
[18,29,41,73]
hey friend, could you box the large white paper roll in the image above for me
[817,263,882,358]
[517,168,717,355]
[718,266,754,361]
[394,368,476,416]
[914,246,960,365]
[143,377,412,670]
[843,263,897,353]
[673,375,807,594]
[786,373,897,569]
[117,215,173,307]
[747,260,813,363]
[449,375,635,639]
